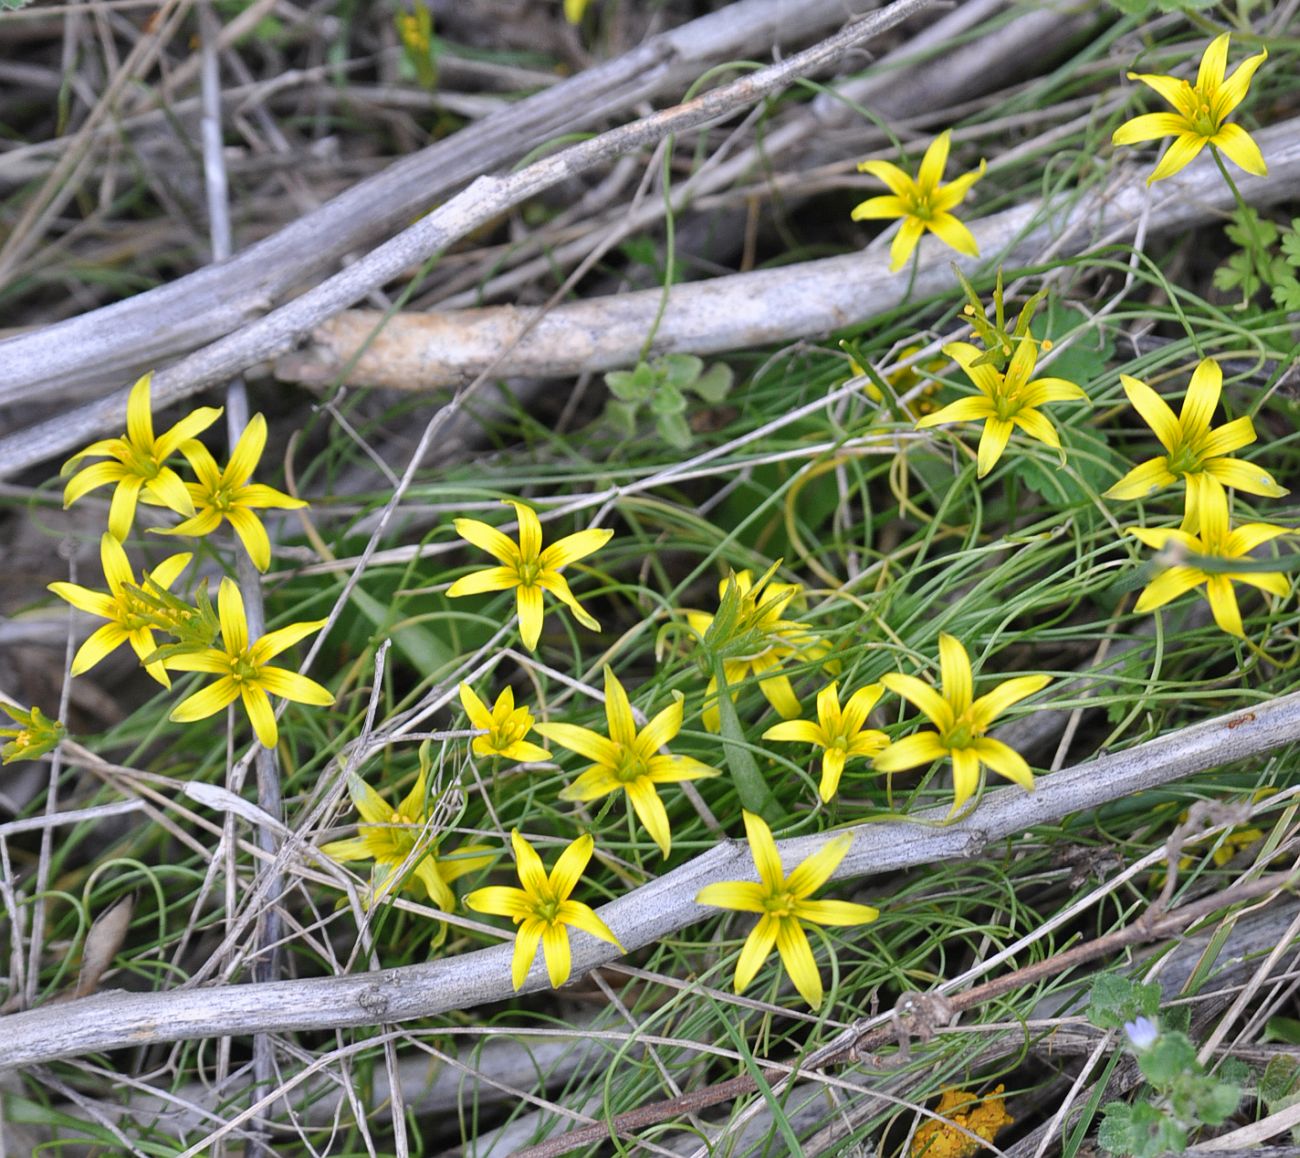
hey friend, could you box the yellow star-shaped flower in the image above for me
[763,680,888,803]
[695,811,879,1008]
[48,533,192,687]
[465,831,623,990]
[458,683,551,763]
[1104,357,1287,525]
[874,635,1050,814]
[851,131,986,272]
[155,413,306,572]
[918,338,1086,478]
[60,372,222,541]
[1113,33,1268,184]
[686,566,831,733]
[166,577,333,748]
[1129,485,1291,639]
[321,767,493,911]
[535,666,720,858]
[446,500,613,652]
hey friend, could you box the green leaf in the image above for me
[604,399,640,436]
[1225,207,1277,251]
[1196,1078,1241,1126]
[655,411,693,448]
[650,383,686,415]
[1138,1031,1197,1087]
[1279,221,1300,267]
[690,363,734,403]
[1261,1055,1300,1108]
[1214,251,1258,297]
[1017,424,1119,509]
[1272,277,1300,312]
[1264,1016,1300,1045]
[1089,974,1161,1029]
[349,583,453,675]
[605,364,655,403]
[658,353,703,390]
[1098,1102,1184,1158]
[712,657,779,821]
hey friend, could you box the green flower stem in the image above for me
[1212,145,1266,270]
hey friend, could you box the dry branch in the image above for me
[2,688,1297,1070]
[0,0,939,480]
[0,0,891,410]
[273,117,1300,390]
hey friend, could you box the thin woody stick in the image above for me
[0,688,1296,1070]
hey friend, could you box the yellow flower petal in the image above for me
[541,923,572,988]
[742,810,784,894]
[626,776,672,857]
[516,584,545,651]
[240,685,278,748]
[217,578,249,655]
[733,913,779,994]
[970,737,1035,791]
[878,674,952,732]
[1148,133,1207,182]
[539,525,613,570]
[776,917,822,1008]
[938,635,972,714]
[873,731,949,773]
[975,418,1014,477]
[548,832,594,901]
[170,676,241,724]
[785,833,853,898]
[452,517,519,566]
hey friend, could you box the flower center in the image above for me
[209,485,235,513]
[535,896,560,924]
[123,442,162,480]
[763,890,797,919]
[1190,93,1219,137]
[517,559,542,587]
[943,712,980,751]
[230,654,261,684]
[1166,440,1202,478]
[909,193,934,222]
[614,749,649,783]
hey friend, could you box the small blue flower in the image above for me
[1124,1016,1159,1051]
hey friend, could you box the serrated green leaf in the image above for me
[1138,1031,1197,1087]
[1261,1055,1300,1107]
[1280,223,1300,267]
[1089,975,1160,1028]
[1197,1079,1241,1126]
[1271,278,1300,312]
[655,411,693,448]
[1098,1103,1135,1154]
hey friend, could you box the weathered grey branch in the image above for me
[1,688,1295,1069]
[272,117,1300,390]
[0,0,891,410]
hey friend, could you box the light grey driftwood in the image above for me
[1,688,1296,1070]
[0,0,891,411]
[272,116,1300,390]
[0,0,938,480]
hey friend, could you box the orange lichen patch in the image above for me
[910,1085,1014,1158]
